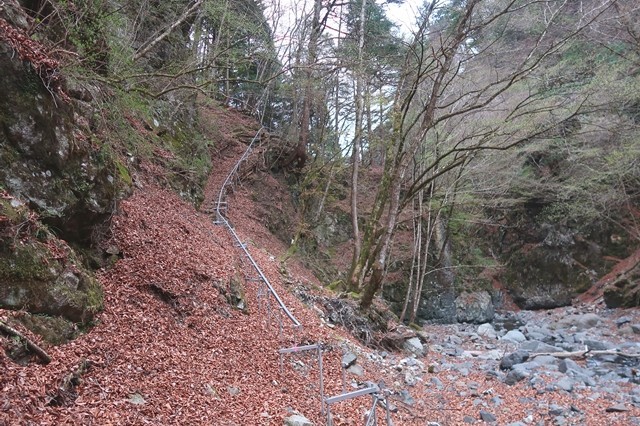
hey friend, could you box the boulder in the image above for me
[603,264,640,308]
[500,350,530,370]
[0,239,102,323]
[403,337,426,357]
[556,313,602,331]
[501,330,527,344]
[502,230,598,310]
[477,323,497,339]
[455,291,494,324]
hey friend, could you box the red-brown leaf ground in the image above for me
[2,106,639,425]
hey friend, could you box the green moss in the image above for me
[16,314,78,345]
[115,158,132,186]
[348,291,361,300]
[0,199,21,222]
[0,243,57,282]
[327,280,344,291]
[408,322,422,331]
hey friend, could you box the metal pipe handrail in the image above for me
[218,214,301,328]
[215,127,265,213]
[214,126,302,329]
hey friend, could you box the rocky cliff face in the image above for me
[0,2,121,337]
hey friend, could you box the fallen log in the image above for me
[0,319,51,364]
[531,347,640,359]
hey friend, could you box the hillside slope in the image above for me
[3,106,640,426]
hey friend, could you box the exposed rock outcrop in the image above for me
[603,262,640,308]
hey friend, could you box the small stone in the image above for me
[404,337,425,356]
[404,371,418,386]
[478,323,498,339]
[502,330,527,344]
[399,389,415,406]
[605,403,629,413]
[555,377,574,392]
[341,352,357,369]
[548,404,565,416]
[284,414,314,426]
[479,410,497,423]
[615,316,632,327]
[504,368,529,385]
[430,377,444,390]
[126,393,146,405]
[227,386,241,396]
[464,415,476,423]
[347,364,364,376]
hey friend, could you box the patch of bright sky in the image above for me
[385,0,422,37]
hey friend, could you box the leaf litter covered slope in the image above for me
[2,104,638,426]
[0,106,391,425]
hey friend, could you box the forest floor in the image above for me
[1,105,640,426]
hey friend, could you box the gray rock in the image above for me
[583,339,614,351]
[631,324,640,334]
[557,313,602,331]
[455,291,495,324]
[479,410,497,423]
[555,377,575,392]
[615,316,632,327]
[502,330,527,344]
[347,364,364,376]
[558,359,593,377]
[399,389,415,406]
[477,323,498,339]
[554,416,567,425]
[127,393,146,405]
[464,415,476,423]
[447,335,464,345]
[505,368,529,385]
[605,403,629,413]
[520,340,564,354]
[341,352,357,369]
[531,355,559,366]
[284,414,314,426]
[404,337,425,357]
[500,350,530,370]
[548,404,566,416]
[404,370,418,386]
[477,350,502,361]
[430,377,444,390]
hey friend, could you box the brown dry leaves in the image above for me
[1,109,638,426]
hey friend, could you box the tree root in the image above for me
[0,319,51,364]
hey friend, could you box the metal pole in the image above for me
[384,395,391,425]
[318,346,325,415]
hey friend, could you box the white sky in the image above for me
[385,0,423,36]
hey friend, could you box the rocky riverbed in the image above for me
[336,304,640,425]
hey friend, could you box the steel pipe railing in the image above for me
[214,126,302,329]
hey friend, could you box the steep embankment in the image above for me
[0,108,410,425]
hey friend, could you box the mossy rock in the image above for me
[0,240,103,323]
[14,313,79,345]
[603,264,640,308]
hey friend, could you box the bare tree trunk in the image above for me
[348,0,367,289]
